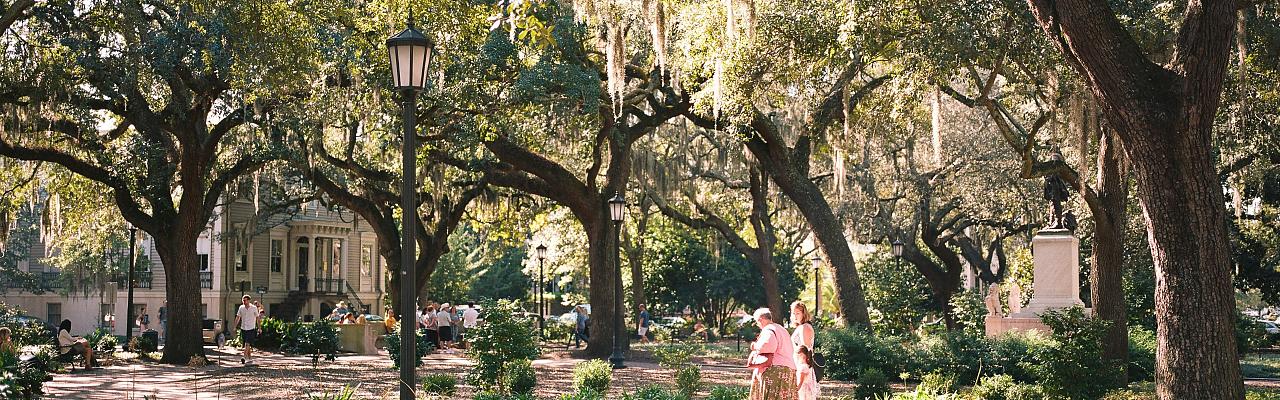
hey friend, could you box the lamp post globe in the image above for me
[387,17,434,400]
[386,23,434,91]
[607,193,626,369]
[892,239,904,258]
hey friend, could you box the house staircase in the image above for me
[276,291,311,321]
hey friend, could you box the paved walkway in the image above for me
[42,345,784,399]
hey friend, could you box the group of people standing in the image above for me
[747,301,820,400]
[416,302,479,352]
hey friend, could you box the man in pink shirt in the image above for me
[748,307,796,400]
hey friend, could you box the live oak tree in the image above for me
[1022,0,1245,397]
[0,0,331,363]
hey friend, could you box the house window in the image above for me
[270,240,283,273]
[360,246,372,277]
[198,254,210,271]
[47,303,61,326]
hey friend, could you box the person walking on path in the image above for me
[420,305,439,351]
[232,295,262,365]
[573,305,590,348]
[747,307,796,400]
[462,303,480,349]
[137,305,151,332]
[158,302,167,342]
[637,304,652,344]
[436,303,454,351]
[449,305,462,342]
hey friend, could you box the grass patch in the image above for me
[1242,354,1280,379]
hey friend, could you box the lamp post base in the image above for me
[609,352,626,369]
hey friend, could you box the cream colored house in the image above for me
[1,198,386,336]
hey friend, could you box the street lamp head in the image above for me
[608,194,626,222]
[536,244,548,260]
[385,20,434,90]
[891,239,904,258]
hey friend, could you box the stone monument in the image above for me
[985,167,1088,337]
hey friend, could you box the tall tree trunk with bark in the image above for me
[1087,113,1130,377]
[1024,1,1243,398]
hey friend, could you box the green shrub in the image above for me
[473,391,535,400]
[559,388,605,400]
[0,303,52,346]
[987,331,1051,382]
[573,359,613,394]
[283,320,340,366]
[386,327,433,368]
[967,374,1049,397]
[499,359,537,395]
[1127,326,1157,382]
[466,300,540,389]
[949,290,988,333]
[256,317,286,351]
[0,349,51,398]
[622,385,687,400]
[968,374,1016,400]
[674,365,702,397]
[1032,307,1124,399]
[818,327,909,381]
[86,328,118,352]
[1239,312,1269,355]
[917,372,958,395]
[422,373,458,397]
[913,331,992,382]
[853,367,891,400]
[653,343,700,369]
[706,385,748,400]
[305,385,359,400]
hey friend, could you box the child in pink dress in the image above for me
[796,345,820,400]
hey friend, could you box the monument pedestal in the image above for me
[986,229,1088,337]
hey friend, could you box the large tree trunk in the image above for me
[1088,115,1130,378]
[583,212,624,358]
[747,132,870,326]
[155,229,205,364]
[1024,2,1242,398]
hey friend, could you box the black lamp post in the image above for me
[125,223,138,343]
[608,194,627,369]
[892,239,905,269]
[387,17,434,400]
[810,254,821,319]
[536,244,547,339]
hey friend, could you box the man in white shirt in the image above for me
[461,303,479,349]
[231,294,262,364]
[436,303,453,350]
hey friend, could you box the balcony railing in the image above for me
[117,271,153,289]
[200,272,212,289]
[313,278,345,294]
[40,272,63,289]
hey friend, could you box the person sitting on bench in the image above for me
[56,320,96,369]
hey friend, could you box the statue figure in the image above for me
[1008,282,1024,315]
[985,283,1003,317]
[1042,154,1072,230]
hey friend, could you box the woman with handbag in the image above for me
[747,307,796,400]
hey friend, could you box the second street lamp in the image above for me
[386,17,434,400]
[608,194,626,369]
[810,254,821,319]
[536,243,548,340]
[124,223,138,345]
